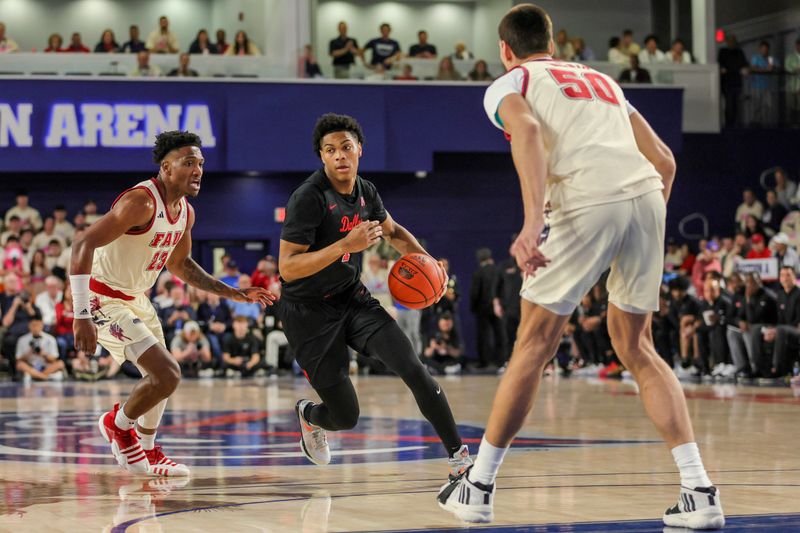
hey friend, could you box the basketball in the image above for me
[388,253,445,309]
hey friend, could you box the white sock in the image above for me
[114,403,136,431]
[136,429,156,451]
[672,442,712,488]
[468,436,508,486]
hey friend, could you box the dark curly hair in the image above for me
[312,113,364,158]
[152,130,202,163]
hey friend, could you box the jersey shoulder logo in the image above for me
[328,203,337,211]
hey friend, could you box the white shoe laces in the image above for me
[311,427,328,450]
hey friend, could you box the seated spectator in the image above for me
[394,64,418,81]
[222,315,263,377]
[15,313,64,382]
[774,168,796,209]
[553,29,575,61]
[618,55,651,83]
[668,276,701,369]
[638,34,664,64]
[218,259,241,287]
[436,56,463,81]
[122,25,147,53]
[32,216,66,252]
[1,215,21,246]
[44,33,63,53]
[147,15,179,54]
[691,241,721,297]
[28,250,49,290]
[772,232,800,273]
[224,30,261,56]
[572,37,594,61]
[299,44,323,78]
[130,50,162,77]
[720,236,743,277]
[73,211,87,229]
[364,63,387,81]
[228,274,262,330]
[664,238,683,271]
[158,283,196,345]
[168,53,199,77]
[188,29,218,55]
[251,255,279,290]
[409,30,437,58]
[676,243,696,276]
[3,237,27,278]
[362,252,392,310]
[170,320,212,377]
[738,272,778,377]
[746,233,771,259]
[769,266,800,377]
[607,37,628,67]
[18,228,34,262]
[763,189,788,235]
[64,32,90,53]
[468,60,493,81]
[59,225,83,276]
[34,275,62,332]
[422,312,464,374]
[694,272,734,376]
[83,200,102,225]
[0,21,19,53]
[620,29,641,57]
[364,23,401,68]
[735,188,764,230]
[452,41,474,60]
[53,285,75,357]
[152,277,176,312]
[194,289,231,363]
[5,190,42,231]
[53,205,75,244]
[666,38,692,64]
[1,275,41,378]
[215,29,229,54]
[94,29,120,53]
[44,239,67,278]
[263,283,287,371]
[743,214,766,240]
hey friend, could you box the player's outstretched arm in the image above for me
[630,111,677,203]
[167,205,275,306]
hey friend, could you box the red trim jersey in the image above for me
[91,178,188,296]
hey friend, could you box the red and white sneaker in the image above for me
[145,445,190,477]
[97,403,149,474]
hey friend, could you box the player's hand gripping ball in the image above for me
[389,253,447,309]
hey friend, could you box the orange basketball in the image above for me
[389,253,446,310]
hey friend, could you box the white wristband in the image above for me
[70,274,92,319]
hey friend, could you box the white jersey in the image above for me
[92,178,189,296]
[483,57,663,221]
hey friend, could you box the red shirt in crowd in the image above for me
[746,247,772,259]
[54,302,74,336]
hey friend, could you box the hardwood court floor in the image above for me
[0,374,798,532]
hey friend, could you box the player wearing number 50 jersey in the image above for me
[438,4,724,530]
[70,131,275,477]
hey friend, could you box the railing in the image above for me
[739,72,799,129]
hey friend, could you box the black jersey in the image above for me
[280,169,387,302]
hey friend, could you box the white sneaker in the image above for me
[438,467,494,523]
[22,373,32,385]
[296,400,331,466]
[663,485,725,529]
[444,364,461,375]
[198,368,215,378]
[48,370,64,382]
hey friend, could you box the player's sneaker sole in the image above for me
[663,507,725,529]
[97,412,149,475]
[437,469,494,523]
[663,486,725,529]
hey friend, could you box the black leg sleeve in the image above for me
[307,378,361,431]
[366,322,463,456]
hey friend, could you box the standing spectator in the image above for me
[771,233,800,273]
[0,22,19,53]
[53,205,75,243]
[167,53,199,77]
[394,64,418,81]
[740,272,778,377]
[694,272,734,376]
[572,37,595,61]
[64,32,90,53]
[436,56,463,81]
[82,200,101,224]
[364,23,402,68]
[607,37,627,67]
[422,312,464,375]
[468,60,493,81]
[620,29,641,57]
[146,15,179,53]
[5,190,42,231]
[762,189,788,235]
[188,29,218,55]
[44,33,63,52]
[746,233,772,259]
[215,29,229,54]
[750,41,777,126]
[94,29,120,53]
[1,274,40,374]
[34,276,62,332]
[786,38,800,125]
[121,25,147,53]
[170,321,212,377]
[409,30,437,58]
[32,217,65,252]
[666,38,692,64]
[770,266,800,377]
[15,314,64,383]
[638,35,664,64]
[497,245,522,361]
[130,50,162,77]
[218,259,241,287]
[221,315,263,377]
[224,30,261,56]
[618,55,651,83]
[228,274,262,329]
[774,168,797,209]
[691,242,722,297]
[718,34,749,128]
[553,29,575,61]
[451,41,474,60]
[735,188,764,230]
[329,21,359,79]
[299,44,323,78]
[470,248,505,369]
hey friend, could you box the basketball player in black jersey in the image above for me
[277,113,472,476]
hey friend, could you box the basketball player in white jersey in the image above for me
[438,5,724,529]
[71,131,274,476]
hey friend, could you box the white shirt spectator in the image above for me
[5,206,42,230]
[54,220,75,243]
[35,287,63,328]
[667,50,692,64]
[16,331,59,368]
[735,199,764,230]
[146,29,179,54]
[608,47,629,67]
[638,49,665,64]
[32,231,66,253]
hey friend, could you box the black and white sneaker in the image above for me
[663,485,725,529]
[437,466,494,523]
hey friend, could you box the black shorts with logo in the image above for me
[276,283,393,389]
